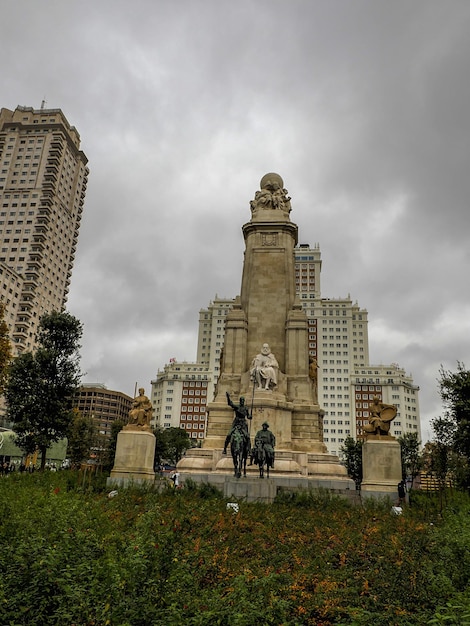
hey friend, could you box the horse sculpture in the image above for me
[229,427,251,479]
[251,438,274,479]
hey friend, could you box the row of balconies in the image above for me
[25,272,40,283]
[47,155,60,167]
[19,298,34,309]
[49,144,63,155]
[44,171,58,184]
[38,201,52,212]
[13,326,28,339]
[50,136,64,149]
[40,191,53,204]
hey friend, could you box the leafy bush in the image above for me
[1,472,469,625]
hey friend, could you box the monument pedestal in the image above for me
[177,174,355,500]
[108,428,156,486]
[224,477,277,503]
[361,437,401,500]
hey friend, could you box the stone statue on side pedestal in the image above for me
[363,396,397,436]
[108,386,156,487]
[309,356,319,402]
[361,396,401,498]
[250,343,279,390]
[126,387,153,430]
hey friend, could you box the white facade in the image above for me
[294,244,421,455]
[312,297,370,455]
[196,297,233,385]
[152,245,421,454]
[150,361,211,440]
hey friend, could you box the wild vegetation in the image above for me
[1,472,469,626]
[5,311,83,469]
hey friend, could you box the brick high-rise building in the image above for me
[0,105,88,354]
[74,384,133,439]
[151,361,210,440]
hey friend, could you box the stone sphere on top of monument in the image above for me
[250,172,292,217]
[260,172,284,190]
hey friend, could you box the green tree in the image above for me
[439,363,470,454]
[429,417,456,511]
[66,409,95,468]
[340,436,363,489]
[153,425,168,468]
[6,311,82,470]
[398,432,422,486]
[0,302,12,396]
[437,363,470,488]
[101,420,125,473]
[163,427,191,465]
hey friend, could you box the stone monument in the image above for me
[361,396,402,498]
[178,173,353,500]
[108,387,156,486]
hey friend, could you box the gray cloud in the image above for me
[3,0,470,438]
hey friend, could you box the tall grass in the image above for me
[0,472,469,625]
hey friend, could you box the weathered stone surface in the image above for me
[108,429,155,484]
[361,438,402,498]
[180,174,352,489]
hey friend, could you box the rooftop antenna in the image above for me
[40,98,46,110]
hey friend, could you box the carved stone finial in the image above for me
[250,172,292,215]
[260,172,284,190]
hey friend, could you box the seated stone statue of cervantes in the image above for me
[250,343,279,391]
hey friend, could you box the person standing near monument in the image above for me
[250,343,279,390]
[171,471,180,489]
[397,479,406,505]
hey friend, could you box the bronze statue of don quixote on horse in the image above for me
[223,392,275,479]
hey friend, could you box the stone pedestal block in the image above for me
[108,428,156,485]
[224,477,277,503]
[361,437,401,499]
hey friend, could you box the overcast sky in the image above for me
[3,1,470,441]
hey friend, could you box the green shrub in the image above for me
[1,472,469,625]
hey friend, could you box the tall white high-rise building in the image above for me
[294,243,420,455]
[151,244,421,454]
[0,105,88,354]
[151,299,231,439]
[196,297,233,381]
